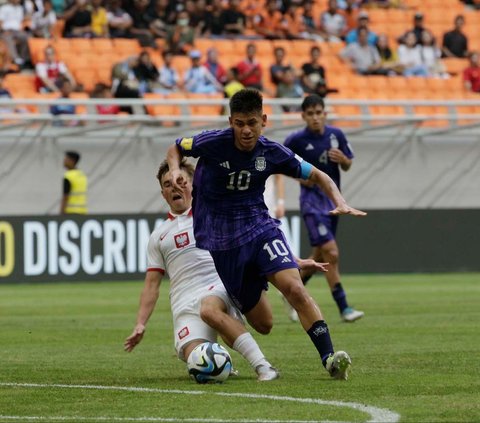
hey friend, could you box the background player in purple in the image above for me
[284,95,364,323]
[166,89,366,380]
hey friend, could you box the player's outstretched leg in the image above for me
[200,295,279,381]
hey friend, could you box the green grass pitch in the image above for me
[0,273,479,422]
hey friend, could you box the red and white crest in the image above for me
[178,326,190,340]
[174,232,190,248]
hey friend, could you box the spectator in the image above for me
[300,0,324,40]
[375,33,404,75]
[50,78,79,127]
[35,46,76,93]
[252,0,284,39]
[224,67,244,99]
[91,0,109,37]
[397,31,429,77]
[0,0,31,67]
[276,68,303,112]
[0,40,18,74]
[301,45,328,97]
[0,73,13,113]
[220,0,246,37]
[320,0,347,42]
[91,82,121,116]
[421,30,446,77]
[134,50,160,95]
[204,48,227,85]
[189,0,208,35]
[183,50,222,94]
[157,50,181,93]
[345,11,378,45]
[128,0,156,47]
[340,0,360,32]
[31,0,57,38]
[148,0,176,40]
[463,51,480,93]
[398,12,426,46]
[111,56,141,103]
[166,10,195,55]
[340,26,389,75]
[202,0,225,38]
[270,46,296,87]
[280,3,305,40]
[360,0,405,7]
[236,43,263,90]
[442,15,468,58]
[63,0,94,38]
[106,0,133,38]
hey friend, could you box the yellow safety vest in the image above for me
[64,169,88,214]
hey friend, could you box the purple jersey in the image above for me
[176,128,305,250]
[284,125,354,216]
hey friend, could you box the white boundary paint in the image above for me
[0,382,400,423]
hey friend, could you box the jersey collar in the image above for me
[167,208,192,220]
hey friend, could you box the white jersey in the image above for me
[147,208,242,360]
[147,208,222,316]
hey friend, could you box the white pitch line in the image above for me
[0,382,400,423]
[0,416,344,423]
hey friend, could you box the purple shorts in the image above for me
[303,213,338,247]
[210,227,298,313]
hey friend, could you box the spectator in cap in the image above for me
[345,11,378,45]
[183,50,223,94]
[398,12,427,46]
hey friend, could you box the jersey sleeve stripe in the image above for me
[147,268,165,274]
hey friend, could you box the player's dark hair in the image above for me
[65,151,80,164]
[229,89,263,116]
[157,159,195,187]
[301,94,325,111]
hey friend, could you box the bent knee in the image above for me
[248,319,272,335]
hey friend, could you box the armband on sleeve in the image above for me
[299,161,313,180]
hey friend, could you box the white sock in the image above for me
[232,332,269,370]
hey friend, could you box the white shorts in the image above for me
[173,282,243,361]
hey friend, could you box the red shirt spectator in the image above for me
[463,51,480,93]
[35,46,76,92]
[236,43,262,90]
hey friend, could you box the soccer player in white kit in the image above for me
[124,159,280,381]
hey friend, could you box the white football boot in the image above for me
[325,351,352,380]
[341,307,365,322]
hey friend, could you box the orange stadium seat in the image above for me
[4,74,36,95]
[112,38,141,57]
[69,38,92,54]
[28,38,51,63]
[91,38,113,54]
[144,93,182,126]
[187,92,223,124]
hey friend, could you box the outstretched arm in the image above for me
[307,166,366,217]
[166,144,185,190]
[296,257,329,273]
[124,271,163,352]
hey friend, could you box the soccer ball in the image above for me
[187,342,232,384]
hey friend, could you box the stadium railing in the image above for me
[1,97,480,133]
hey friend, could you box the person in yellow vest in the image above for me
[61,151,88,214]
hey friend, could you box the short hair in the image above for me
[156,159,195,187]
[229,89,263,115]
[301,94,325,111]
[65,151,80,164]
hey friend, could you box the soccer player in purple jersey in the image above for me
[166,89,366,380]
[284,94,365,323]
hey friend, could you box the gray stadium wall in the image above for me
[0,209,479,283]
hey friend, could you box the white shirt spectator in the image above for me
[0,3,24,31]
[320,11,346,38]
[31,9,57,36]
[398,44,423,67]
